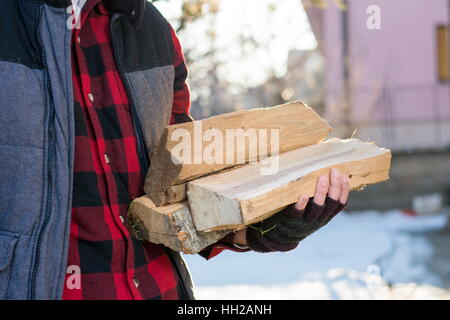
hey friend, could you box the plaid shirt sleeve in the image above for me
[168,26,250,260]
[168,25,193,125]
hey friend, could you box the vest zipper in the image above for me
[110,15,191,299]
[29,9,56,300]
[110,16,149,176]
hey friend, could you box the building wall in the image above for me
[308,0,450,151]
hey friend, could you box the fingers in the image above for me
[328,168,342,201]
[294,194,309,211]
[313,175,329,206]
[304,168,349,211]
[339,174,350,204]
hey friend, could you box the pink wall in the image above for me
[306,0,450,151]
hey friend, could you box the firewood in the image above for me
[145,101,331,205]
[150,183,187,206]
[128,195,230,254]
[187,138,392,232]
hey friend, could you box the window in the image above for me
[437,25,450,82]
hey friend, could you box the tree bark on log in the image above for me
[128,195,230,254]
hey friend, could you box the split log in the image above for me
[128,195,230,254]
[154,183,187,206]
[188,138,392,232]
[145,101,332,206]
[148,165,249,206]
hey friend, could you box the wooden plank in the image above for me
[128,195,230,254]
[150,183,187,206]
[150,165,250,206]
[188,138,392,232]
[144,101,332,204]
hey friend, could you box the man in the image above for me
[0,0,349,300]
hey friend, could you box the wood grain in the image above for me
[188,138,392,232]
[145,101,332,203]
[128,195,230,254]
[150,183,187,206]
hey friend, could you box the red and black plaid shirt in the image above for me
[63,0,244,300]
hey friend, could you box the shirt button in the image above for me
[77,36,81,44]
[133,278,140,288]
[131,9,136,18]
[119,215,125,224]
[88,93,94,103]
[104,153,110,164]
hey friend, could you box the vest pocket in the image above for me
[0,232,19,300]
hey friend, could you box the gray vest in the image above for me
[0,0,194,299]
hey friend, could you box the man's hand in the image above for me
[294,167,349,211]
[234,168,350,251]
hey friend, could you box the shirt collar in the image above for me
[59,0,145,29]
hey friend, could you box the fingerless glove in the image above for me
[246,197,346,253]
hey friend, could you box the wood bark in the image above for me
[128,195,230,254]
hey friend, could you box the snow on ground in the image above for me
[195,278,450,300]
[182,210,450,300]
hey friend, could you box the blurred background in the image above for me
[153,0,450,299]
